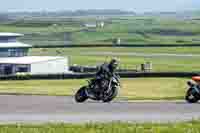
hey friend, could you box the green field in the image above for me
[1,121,200,133]
[30,47,200,72]
[0,78,188,100]
[72,18,200,45]
[1,16,200,45]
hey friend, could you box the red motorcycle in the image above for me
[186,76,200,103]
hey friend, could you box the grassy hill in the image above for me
[1,15,200,46]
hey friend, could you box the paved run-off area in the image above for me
[0,95,200,123]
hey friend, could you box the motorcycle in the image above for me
[185,76,200,103]
[75,75,120,103]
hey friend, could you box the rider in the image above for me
[96,58,119,80]
[92,58,119,93]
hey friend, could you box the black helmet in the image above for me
[109,58,119,70]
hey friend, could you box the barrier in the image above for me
[0,72,199,80]
[33,44,200,48]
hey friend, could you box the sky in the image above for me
[1,0,200,13]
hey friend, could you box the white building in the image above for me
[84,21,105,28]
[0,33,69,75]
[84,23,97,28]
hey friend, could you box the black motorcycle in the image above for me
[185,80,200,103]
[75,76,120,103]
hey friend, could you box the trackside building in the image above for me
[0,33,69,75]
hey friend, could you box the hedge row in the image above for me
[0,72,199,80]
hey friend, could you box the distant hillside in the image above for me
[4,9,135,18]
[0,13,14,23]
[143,10,200,16]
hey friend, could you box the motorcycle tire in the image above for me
[75,86,88,103]
[185,88,199,103]
[102,85,119,103]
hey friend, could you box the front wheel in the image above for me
[102,86,119,103]
[75,86,88,103]
[185,88,199,103]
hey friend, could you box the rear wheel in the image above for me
[102,85,119,103]
[75,86,88,103]
[185,88,199,103]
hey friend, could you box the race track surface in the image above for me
[1,95,200,123]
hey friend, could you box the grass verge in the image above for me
[1,121,200,133]
[0,78,188,100]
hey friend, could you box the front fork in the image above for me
[106,78,113,94]
[105,78,120,94]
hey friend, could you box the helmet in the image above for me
[109,58,119,70]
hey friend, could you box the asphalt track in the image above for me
[1,95,200,123]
